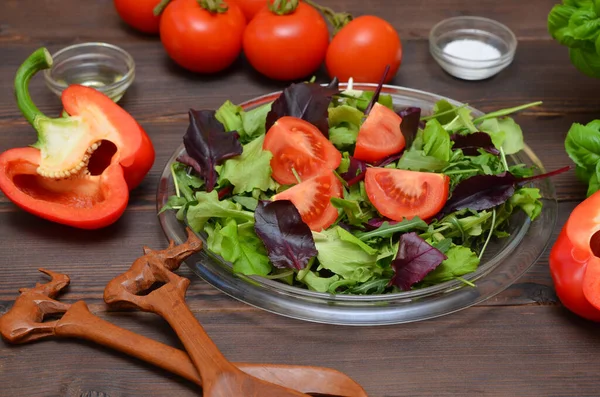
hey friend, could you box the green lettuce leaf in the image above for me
[421,246,480,284]
[206,220,271,276]
[186,190,254,231]
[480,117,524,155]
[218,135,276,194]
[509,187,543,220]
[423,119,451,161]
[297,270,341,293]
[242,103,271,142]
[215,100,244,133]
[312,227,382,283]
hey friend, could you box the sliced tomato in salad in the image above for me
[272,171,343,231]
[354,102,405,163]
[364,167,449,221]
[263,116,342,185]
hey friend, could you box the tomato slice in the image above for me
[364,167,449,221]
[263,116,342,185]
[272,171,343,231]
[354,102,405,163]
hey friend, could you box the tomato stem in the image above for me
[153,0,172,16]
[268,0,299,15]
[197,0,229,13]
[304,0,353,34]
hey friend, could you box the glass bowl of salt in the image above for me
[429,16,517,81]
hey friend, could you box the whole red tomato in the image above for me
[159,0,246,73]
[114,0,162,34]
[228,0,266,21]
[243,1,329,81]
[326,15,402,84]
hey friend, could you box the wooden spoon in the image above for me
[104,229,347,397]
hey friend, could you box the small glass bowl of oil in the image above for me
[43,42,135,102]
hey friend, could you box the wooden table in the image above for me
[2,0,600,395]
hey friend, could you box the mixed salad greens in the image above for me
[161,78,565,295]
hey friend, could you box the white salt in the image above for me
[443,39,501,65]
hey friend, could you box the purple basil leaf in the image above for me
[365,217,398,230]
[364,64,391,115]
[439,166,571,217]
[265,80,340,137]
[390,232,447,290]
[339,156,367,185]
[374,152,403,167]
[254,200,318,270]
[441,173,518,215]
[176,154,203,175]
[450,132,500,156]
[183,109,243,192]
[397,107,421,150]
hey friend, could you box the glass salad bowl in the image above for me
[156,84,557,326]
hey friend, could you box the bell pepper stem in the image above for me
[14,47,53,127]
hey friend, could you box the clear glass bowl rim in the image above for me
[43,42,136,94]
[429,16,518,68]
[157,83,557,326]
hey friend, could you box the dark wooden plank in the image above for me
[1,0,559,45]
[1,305,599,397]
[2,38,600,125]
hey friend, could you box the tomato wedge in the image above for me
[263,117,342,185]
[354,102,405,163]
[272,171,343,231]
[364,167,449,221]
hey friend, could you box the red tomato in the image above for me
[159,0,246,73]
[273,171,343,231]
[326,15,403,84]
[354,102,405,163]
[114,0,162,34]
[263,117,342,185]
[242,2,329,81]
[228,0,266,21]
[364,168,449,221]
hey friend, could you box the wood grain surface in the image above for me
[2,0,600,396]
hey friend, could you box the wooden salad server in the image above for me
[103,228,353,397]
[0,269,368,397]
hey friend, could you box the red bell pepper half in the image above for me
[0,48,155,229]
[549,190,600,322]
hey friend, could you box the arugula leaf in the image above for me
[183,109,243,192]
[206,220,271,276]
[479,117,524,155]
[421,245,479,285]
[313,227,382,282]
[159,195,188,215]
[390,232,447,290]
[423,119,451,161]
[218,135,275,194]
[397,151,449,172]
[356,217,429,241]
[186,190,254,232]
[429,99,459,125]
[331,197,374,226]
[254,200,317,270]
[265,81,340,137]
